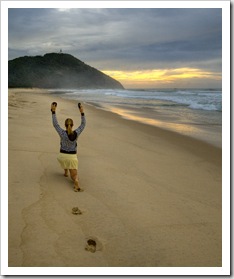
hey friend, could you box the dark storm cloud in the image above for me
[8,8,222,72]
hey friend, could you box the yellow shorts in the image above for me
[57,153,78,170]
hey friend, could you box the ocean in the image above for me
[49,88,222,147]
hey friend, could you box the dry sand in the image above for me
[8,88,222,269]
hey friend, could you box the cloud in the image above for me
[8,8,222,87]
[103,67,221,88]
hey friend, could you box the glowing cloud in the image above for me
[102,68,221,88]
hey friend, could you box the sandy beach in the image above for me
[8,88,222,269]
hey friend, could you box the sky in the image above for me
[8,7,222,89]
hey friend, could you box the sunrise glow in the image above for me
[102,68,221,88]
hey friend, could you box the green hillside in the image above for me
[8,53,124,89]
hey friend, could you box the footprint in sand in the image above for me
[85,237,103,253]
[85,239,97,253]
[72,207,82,215]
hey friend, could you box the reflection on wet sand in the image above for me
[107,106,221,147]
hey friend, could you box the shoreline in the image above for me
[85,101,222,149]
[7,88,222,268]
[84,101,221,166]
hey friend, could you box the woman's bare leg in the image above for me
[64,169,68,177]
[69,169,82,191]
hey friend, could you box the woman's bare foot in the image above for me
[74,180,83,192]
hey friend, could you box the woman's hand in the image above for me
[51,102,57,112]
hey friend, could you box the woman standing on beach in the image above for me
[51,102,86,192]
